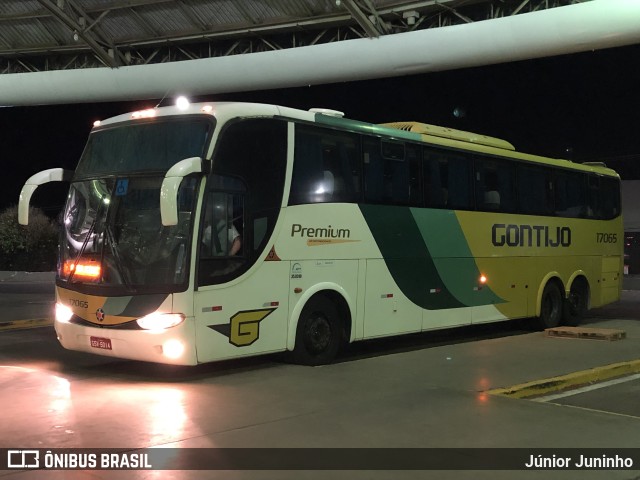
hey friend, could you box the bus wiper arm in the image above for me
[68,215,98,284]
[103,224,136,293]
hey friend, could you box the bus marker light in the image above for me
[201,105,213,113]
[176,96,190,110]
[381,293,393,299]
[162,339,184,359]
[63,260,101,280]
[55,303,73,323]
[131,109,156,119]
[93,120,101,127]
[137,313,184,330]
[294,288,302,294]
[429,288,441,294]
[479,275,487,284]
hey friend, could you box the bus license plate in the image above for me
[90,336,112,350]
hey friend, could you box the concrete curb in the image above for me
[487,359,640,399]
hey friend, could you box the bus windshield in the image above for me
[59,175,198,293]
[58,117,211,293]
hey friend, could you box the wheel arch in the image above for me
[535,273,565,318]
[566,271,591,309]
[287,282,354,351]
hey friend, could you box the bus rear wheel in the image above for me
[537,282,562,330]
[292,295,342,366]
[563,278,589,326]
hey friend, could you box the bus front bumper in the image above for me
[54,318,198,366]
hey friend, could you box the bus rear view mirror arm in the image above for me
[160,157,203,226]
[18,168,73,225]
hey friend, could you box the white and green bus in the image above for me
[19,101,622,366]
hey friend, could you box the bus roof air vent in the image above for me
[309,108,345,118]
[381,121,515,151]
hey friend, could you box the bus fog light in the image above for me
[137,313,185,330]
[55,303,73,323]
[162,339,184,359]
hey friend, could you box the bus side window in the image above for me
[201,190,243,258]
[198,176,246,283]
[407,145,422,206]
[586,175,601,218]
[599,176,621,219]
[474,158,516,212]
[382,140,409,205]
[363,137,383,202]
[423,154,446,208]
[555,171,587,218]
[199,118,287,287]
[424,148,472,210]
[289,126,359,205]
[516,164,553,215]
[363,138,417,205]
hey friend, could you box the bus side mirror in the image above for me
[160,157,203,226]
[18,168,73,225]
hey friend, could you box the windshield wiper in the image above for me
[67,214,98,284]
[102,224,136,293]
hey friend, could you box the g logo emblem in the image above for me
[208,308,276,347]
[96,308,105,322]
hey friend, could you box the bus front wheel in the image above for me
[292,295,342,366]
[537,282,563,330]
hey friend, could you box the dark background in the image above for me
[2,42,639,215]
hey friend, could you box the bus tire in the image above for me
[563,277,589,326]
[292,295,342,366]
[536,281,563,330]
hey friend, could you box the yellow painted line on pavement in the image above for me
[487,359,640,399]
[0,318,53,331]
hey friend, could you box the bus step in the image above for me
[544,326,626,341]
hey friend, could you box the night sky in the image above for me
[2,42,639,215]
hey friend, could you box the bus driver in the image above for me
[202,202,241,256]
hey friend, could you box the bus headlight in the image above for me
[137,313,185,331]
[55,303,74,323]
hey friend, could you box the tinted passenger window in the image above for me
[599,176,621,219]
[406,145,422,206]
[517,164,553,215]
[474,158,516,212]
[289,125,360,205]
[586,175,601,218]
[363,137,417,205]
[555,171,586,218]
[423,148,472,210]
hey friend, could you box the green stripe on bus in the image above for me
[411,208,504,307]
[360,205,504,309]
[359,204,464,309]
